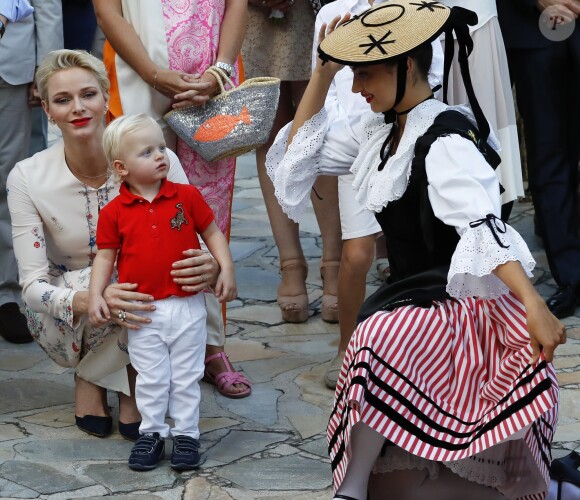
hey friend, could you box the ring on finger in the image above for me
[118,310,127,322]
[199,274,205,284]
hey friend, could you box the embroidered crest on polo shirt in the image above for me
[170,203,189,231]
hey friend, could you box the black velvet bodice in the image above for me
[375,164,460,283]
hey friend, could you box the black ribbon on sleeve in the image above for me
[469,213,510,249]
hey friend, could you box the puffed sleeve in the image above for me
[7,164,77,327]
[265,105,358,222]
[425,135,535,299]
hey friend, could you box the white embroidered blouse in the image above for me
[6,141,188,327]
[269,98,535,299]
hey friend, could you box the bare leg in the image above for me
[75,375,108,417]
[118,364,141,423]
[311,175,342,322]
[325,235,375,388]
[338,235,375,352]
[255,81,306,302]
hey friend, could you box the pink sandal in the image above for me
[203,352,252,399]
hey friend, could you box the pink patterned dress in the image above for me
[161,0,237,237]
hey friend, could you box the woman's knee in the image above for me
[342,238,375,274]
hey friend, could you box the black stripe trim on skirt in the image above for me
[330,376,553,471]
[331,346,548,428]
[530,421,552,469]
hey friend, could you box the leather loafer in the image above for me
[75,415,113,438]
[550,451,580,488]
[546,284,580,319]
[119,421,141,441]
[0,303,33,344]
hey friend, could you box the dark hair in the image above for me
[384,42,433,81]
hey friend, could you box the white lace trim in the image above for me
[351,101,501,214]
[447,223,536,299]
[351,99,449,213]
[373,445,509,490]
[444,441,510,489]
[372,446,440,479]
[265,108,329,222]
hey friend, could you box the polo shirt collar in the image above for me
[118,178,177,205]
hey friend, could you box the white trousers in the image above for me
[128,294,207,439]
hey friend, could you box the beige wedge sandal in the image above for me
[277,259,309,323]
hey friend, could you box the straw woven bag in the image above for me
[164,67,281,162]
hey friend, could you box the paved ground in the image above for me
[1,153,579,500]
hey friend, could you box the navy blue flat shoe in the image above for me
[119,421,141,441]
[75,415,112,438]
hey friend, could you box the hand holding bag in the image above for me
[163,66,281,162]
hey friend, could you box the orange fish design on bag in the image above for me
[193,106,252,143]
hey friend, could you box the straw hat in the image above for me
[318,0,452,66]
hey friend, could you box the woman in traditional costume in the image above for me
[270,2,566,498]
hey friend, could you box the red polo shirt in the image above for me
[96,179,214,300]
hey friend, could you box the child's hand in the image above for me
[213,271,237,303]
[89,296,111,327]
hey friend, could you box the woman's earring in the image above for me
[48,116,55,125]
[104,105,109,115]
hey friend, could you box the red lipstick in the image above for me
[70,118,91,127]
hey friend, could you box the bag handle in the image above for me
[205,66,235,95]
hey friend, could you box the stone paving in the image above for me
[0,153,579,500]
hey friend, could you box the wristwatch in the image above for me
[215,61,234,77]
[0,19,6,39]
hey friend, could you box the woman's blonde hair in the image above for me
[103,114,159,168]
[36,49,110,103]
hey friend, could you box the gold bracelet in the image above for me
[153,71,158,90]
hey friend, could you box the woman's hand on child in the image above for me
[525,295,567,364]
[103,283,155,330]
[172,249,220,293]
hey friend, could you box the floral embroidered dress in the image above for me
[104,0,237,238]
[6,142,188,394]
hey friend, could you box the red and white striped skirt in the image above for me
[328,293,559,500]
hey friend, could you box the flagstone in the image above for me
[554,421,580,442]
[199,417,239,434]
[0,424,25,442]
[556,371,580,386]
[228,304,282,325]
[237,357,315,384]
[215,454,331,491]
[205,430,289,464]
[184,477,233,500]
[287,413,329,440]
[20,408,76,428]
[0,380,74,414]
[0,461,95,494]
[554,355,580,370]
[224,337,284,362]
[216,386,282,425]
[84,463,176,493]
[293,363,335,410]
[0,478,38,499]
[14,439,132,461]
[0,353,46,372]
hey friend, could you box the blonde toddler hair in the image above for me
[102,114,161,182]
